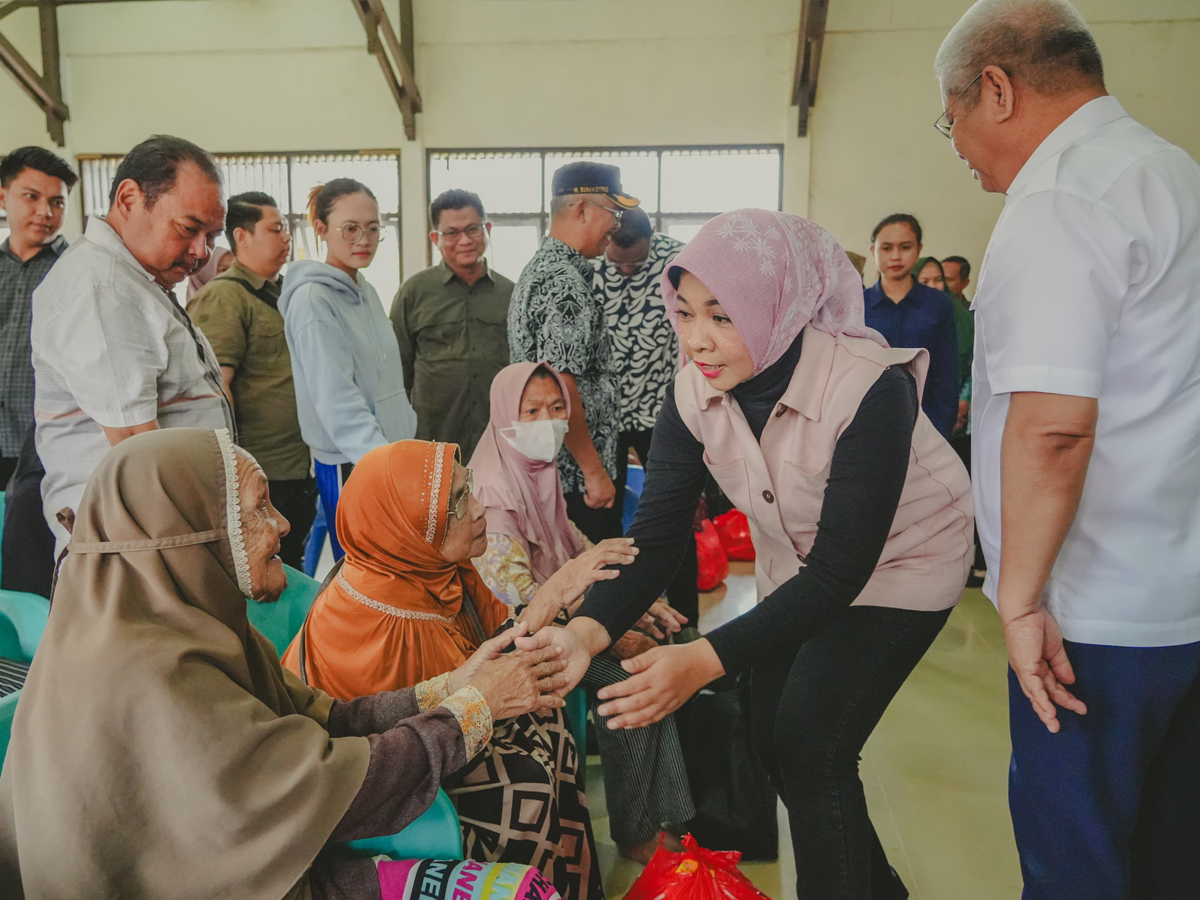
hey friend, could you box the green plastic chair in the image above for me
[0,590,50,663]
[0,690,18,769]
[248,566,465,860]
[566,687,589,787]
[245,564,322,656]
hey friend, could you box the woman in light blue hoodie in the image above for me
[280,178,416,559]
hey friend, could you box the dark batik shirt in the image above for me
[508,237,618,492]
[0,235,67,456]
[594,232,685,432]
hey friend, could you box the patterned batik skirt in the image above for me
[446,707,603,900]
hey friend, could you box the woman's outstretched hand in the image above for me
[468,642,570,720]
[522,538,638,629]
[596,639,725,729]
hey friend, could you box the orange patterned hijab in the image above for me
[283,440,509,699]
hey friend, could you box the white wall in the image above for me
[3,0,1199,291]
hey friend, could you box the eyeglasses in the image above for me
[582,199,624,223]
[437,223,486,242]
[450,467,473,520]
[334,222,385,244]
[934,72,983,138]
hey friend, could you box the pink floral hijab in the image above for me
[662,209,885,374]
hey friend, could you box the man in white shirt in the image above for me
[936,2,1200,897]
[33,135,233,552]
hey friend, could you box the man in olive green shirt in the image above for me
[391,190,513,459]
[188,192,316,568]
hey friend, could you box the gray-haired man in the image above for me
[937,1,1200,896]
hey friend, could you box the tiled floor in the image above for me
[589,563,1023,900]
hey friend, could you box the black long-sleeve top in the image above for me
[574,334,919,676]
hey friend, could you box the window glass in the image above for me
[429,154,542,215]
[660,150,781,214]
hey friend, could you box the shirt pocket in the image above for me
[470,301,510,367]
[702,451,750,513]
[780,458,830,557]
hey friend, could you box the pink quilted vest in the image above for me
[675,325,973,611]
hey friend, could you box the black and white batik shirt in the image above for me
[594,233,685,432]
[508,236,619,493]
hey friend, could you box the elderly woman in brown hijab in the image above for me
[0,428,568,900]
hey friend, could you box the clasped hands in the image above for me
[513,616,726,730]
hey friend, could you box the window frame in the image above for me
[76,149,404,279]
[424,144,785,266]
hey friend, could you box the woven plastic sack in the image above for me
[695,519,729,592]
[712,509,755,562]
[624,835,771,900]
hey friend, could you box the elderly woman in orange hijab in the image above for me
[283,440,628,900]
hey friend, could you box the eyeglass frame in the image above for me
[580,198,625,223]
[450,466,474,520]
[934,72,983,138]
[333,221,386,244]
[435,222,488,242]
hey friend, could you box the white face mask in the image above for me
[501,418,569,463]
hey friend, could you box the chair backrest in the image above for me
[245,565,322,657]
[0,591,51,663]
[0,690,19,770]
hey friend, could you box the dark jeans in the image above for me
[269,477,318,571]
[614,428,700,624]
[563,490,623,545]
[749,605,951,900]
[1,431,55,598]
[1008,640,1200,900]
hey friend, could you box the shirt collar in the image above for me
[219,258,274,290]
[1006,95,1129,200]
[85,215,159,285]
[439,259,493,285]
[865,278,923,308]
[0,234,68,264]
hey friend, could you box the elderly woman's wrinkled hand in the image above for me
[548,538,638,608]
[469,644,570,720]
[609,630,658,661]
[634,599,688,640]
[449,621,530,692]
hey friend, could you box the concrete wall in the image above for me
[3,0,1199,289]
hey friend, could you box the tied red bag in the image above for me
[624,835,771,900]
[712,510,755,562]
[694,519,729,592]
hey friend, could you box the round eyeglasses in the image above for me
[334,222,385,244]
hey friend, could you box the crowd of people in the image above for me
[0,1,1198,899]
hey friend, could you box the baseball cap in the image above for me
[551,161,640,210]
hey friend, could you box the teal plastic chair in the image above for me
[0,690,18,769]
[250,566,465,859]
[566,687,589,787]
[0,590,50,663]
[245,564,322,655]
[0,586,46,770]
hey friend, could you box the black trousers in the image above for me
[950,434,986,571]
[749,605,951,900]
[269,477,318,571]
[1,430,55,598]
[614,428,700,625]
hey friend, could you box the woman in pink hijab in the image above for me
[521,211,974,898]
[471,361,696,863]
[185,246,233,302]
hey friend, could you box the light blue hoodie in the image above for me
[279,260,416,465]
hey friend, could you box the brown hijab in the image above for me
[0,428,369,900]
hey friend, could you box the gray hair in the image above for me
[934,0,1104,103]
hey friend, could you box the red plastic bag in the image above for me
[624,834,771,900]
[695,519,729,592]
[713,510,755,562]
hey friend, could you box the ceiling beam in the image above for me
[350,0,420,140]
[0,0,69,146]
[0,1,32,24]
[792,0,829,137]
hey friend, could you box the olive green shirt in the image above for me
[951,295,974,384]
[187,260,311,481]
[390,260,513,459]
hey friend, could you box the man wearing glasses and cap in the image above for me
[507,161,637,542]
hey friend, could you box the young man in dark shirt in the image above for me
[0,147,77,597]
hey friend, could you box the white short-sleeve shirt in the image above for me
[32,216,234,551]
[972,96,1200,647]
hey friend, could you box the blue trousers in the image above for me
[313,460,354,562]
[1009,640,1200,900]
